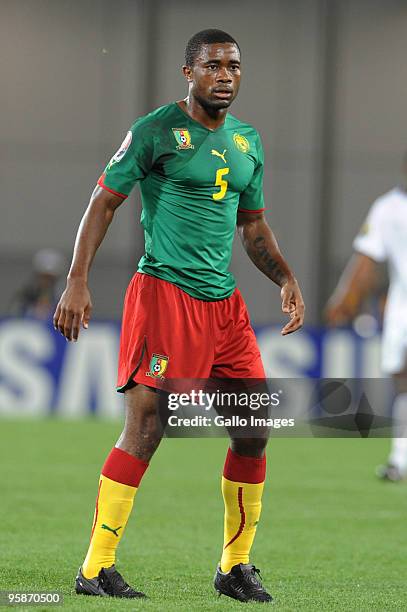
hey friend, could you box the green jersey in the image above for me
[98,102,265,300]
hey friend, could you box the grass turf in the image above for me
[0,419,406,611]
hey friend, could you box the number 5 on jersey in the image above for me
[213,168,230,201]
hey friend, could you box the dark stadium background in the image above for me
[1,1,407,609]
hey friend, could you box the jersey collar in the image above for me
[173,101,228,133]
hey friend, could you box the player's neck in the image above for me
[179,97,227,131]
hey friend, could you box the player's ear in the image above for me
[182,65,193,82]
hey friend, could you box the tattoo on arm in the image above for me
[250,236,287,286]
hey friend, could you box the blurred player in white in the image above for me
[326,154,407,481]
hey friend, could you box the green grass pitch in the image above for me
[1,419,406,611]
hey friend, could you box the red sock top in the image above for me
[101,447,148,488]
[223,448,266,484]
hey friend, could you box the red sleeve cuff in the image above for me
[97,173,128,199]
[237,207,266,213]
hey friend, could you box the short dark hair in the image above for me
[184,29,240,67]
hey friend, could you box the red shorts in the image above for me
[116,273,265,391]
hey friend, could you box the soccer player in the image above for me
[54,29,304,602]
[326,154,407,481]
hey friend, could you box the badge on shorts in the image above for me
[146,354,169,379]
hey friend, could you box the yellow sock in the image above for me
[220,448,266,573]
[220,477,264,573]
[82,475,138,578]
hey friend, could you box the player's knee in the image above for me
[118,386,164,459]
[124,401,161,434]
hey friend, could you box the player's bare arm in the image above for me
[53,186,125,341]
[325,253,378,326]
[237,210,305,335]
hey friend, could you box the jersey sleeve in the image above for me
[97,118,154,198]
[353,199,387,262]
[238,133,266,213]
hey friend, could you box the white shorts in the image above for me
[381,323,407,374]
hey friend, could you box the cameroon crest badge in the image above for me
[172,128,194,150]
[233,133,250,153]
[146,353,169,379]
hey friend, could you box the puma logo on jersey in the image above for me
[211,149,227,164]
